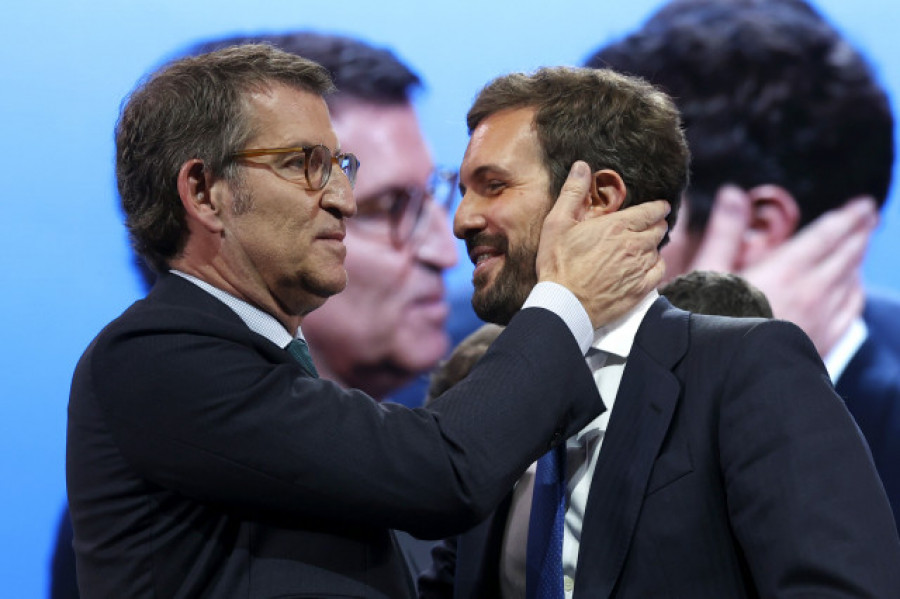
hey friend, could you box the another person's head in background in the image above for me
[118,44,351,322]
[455,66,688,324]
[424,323,504,406]
[587,0,893,278]
[660,270,773,318]
[192,33,458,399]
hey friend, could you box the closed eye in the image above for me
[484,180,506,195]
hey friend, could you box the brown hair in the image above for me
[116,44,334,272]
[467,66,689,240]
[660,270,773,318]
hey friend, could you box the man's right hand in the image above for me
[688,186,877,357]
[536,161,670,329]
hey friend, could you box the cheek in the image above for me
[506,212,545,268]
[342,237,409,303]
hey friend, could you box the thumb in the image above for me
[691,185,752,272]
[546,161,593,225]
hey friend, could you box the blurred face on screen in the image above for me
[301,99,457,399]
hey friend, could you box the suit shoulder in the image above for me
[687,313,805,344]
[683,314,821,375]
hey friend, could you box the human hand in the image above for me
[536,161,670,328]
[743,197,875,356]
[686,186,876,356]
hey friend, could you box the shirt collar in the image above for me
[169,270,301,348]
[825,316,868,383]
[590,290,659,360]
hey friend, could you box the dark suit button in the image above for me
[551,429,564,445]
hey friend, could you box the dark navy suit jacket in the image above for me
[836,293,900,530]
[66,273,604,598]
[420,299,900,598]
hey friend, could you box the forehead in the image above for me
[244,83,339,149]
[461,107,543,179]
[331,99,432,193]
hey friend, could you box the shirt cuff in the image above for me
[522,281,593,355]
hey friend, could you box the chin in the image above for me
[403,333,449,372]
[306,270,349,298]
[294,278,348,317]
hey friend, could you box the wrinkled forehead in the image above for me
[242,83,339,151]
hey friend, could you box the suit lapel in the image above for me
[573,298,688,598]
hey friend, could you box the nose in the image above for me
[452,192,487,241]
[413,202,458,269]
[321,174,356,219]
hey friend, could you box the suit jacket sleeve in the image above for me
[718,319,900,596]
[75,301,602,540]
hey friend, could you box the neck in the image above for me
[170,257,303,334]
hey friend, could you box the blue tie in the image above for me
[286,338,319,378]
[526,443,567,599]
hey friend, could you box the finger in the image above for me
[830,276,866,343]
[801,223,869,289]
[546,161,593,224]
[635,218,670,249]
[605,199,671,231]
[813,273,865,356]
[691,185,751,272]
[578,213,668,252]
[781,196,877,264]
[644,253,666,291]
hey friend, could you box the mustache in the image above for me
[465,232,508,255]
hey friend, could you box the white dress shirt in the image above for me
[170,270,302,347]
[823,317,868,384]
[170,273,595,361]
[500,290,659,598]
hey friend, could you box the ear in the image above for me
[739,184,801,267]
[176,159,224,234]
[587,169,627,216]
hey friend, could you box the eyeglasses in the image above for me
[350,169,459,248]
[232,144,360,190]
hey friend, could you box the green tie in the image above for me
[286,338,319,378]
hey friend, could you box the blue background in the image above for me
[3,1,899,595]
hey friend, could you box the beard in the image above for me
[468,232,539,325]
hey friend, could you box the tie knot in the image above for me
[286,338,319,378]
[586,347,606,369]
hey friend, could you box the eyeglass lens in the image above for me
[281,145,359,190]
[352,169,457,247]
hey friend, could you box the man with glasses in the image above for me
[66,44,670,598]
[54,34,464,598]
[192,33,462,408]
[187,31,463,580]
